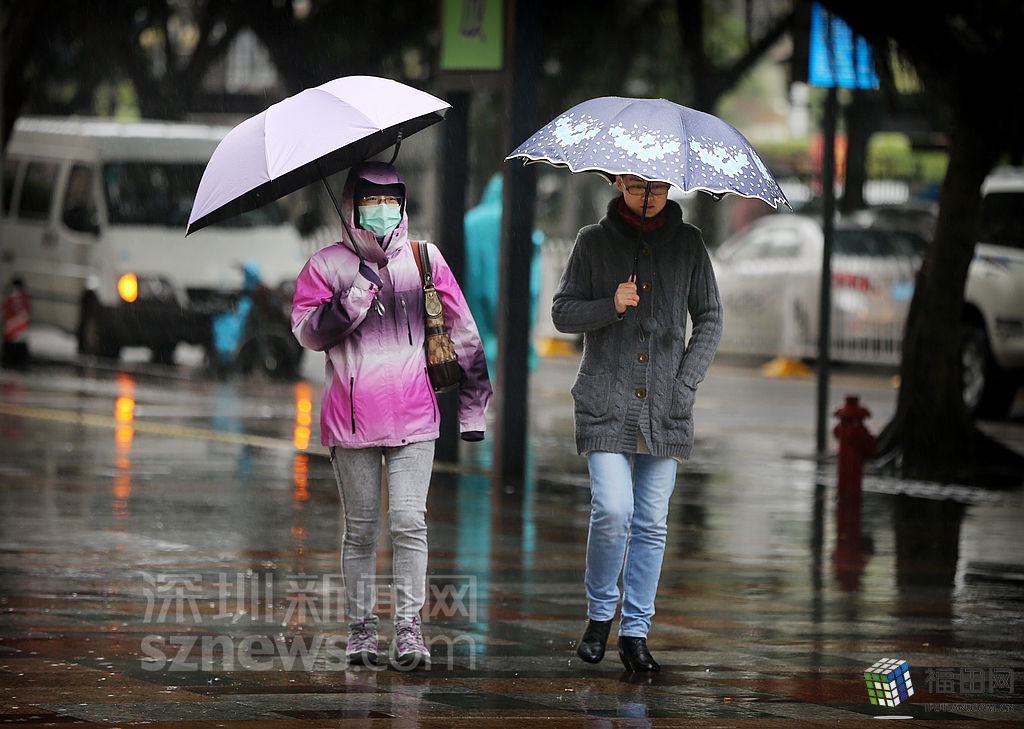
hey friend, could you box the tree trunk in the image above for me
[880,114,999,480]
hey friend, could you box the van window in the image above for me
[2,158,18,214]
[978,192,1024,250]
[62,165,99,233]
[18,161,58,220]
[102,161,286,228]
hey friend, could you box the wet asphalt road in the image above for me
[1,334,1023,726]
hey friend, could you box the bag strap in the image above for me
[411,241,434,289]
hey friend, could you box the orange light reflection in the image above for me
[291,525,306,556]
[293,425,311,450]
[293,382,313,450]
[293,452,309,502]
[113,374,135,519]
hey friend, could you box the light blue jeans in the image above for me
[330,441,434,626]
[585,451,678,637]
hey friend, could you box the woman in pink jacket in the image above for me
[291,162,491,669]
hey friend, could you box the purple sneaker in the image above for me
[390,616,430,669]
[346,619,378,666]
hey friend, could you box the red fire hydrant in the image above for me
[832,395,876,589]
[833,395,876,503]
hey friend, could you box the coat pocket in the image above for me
[669,380,697,420]
[571,372,612,423]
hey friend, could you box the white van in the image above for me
[1,117,309,364]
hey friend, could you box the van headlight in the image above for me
[117,273,139,303]
[118,273,177,303]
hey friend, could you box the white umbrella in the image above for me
[187,76,450,235]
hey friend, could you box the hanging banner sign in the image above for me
[808,3,879,89]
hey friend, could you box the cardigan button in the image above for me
[641,246,650,255]
[635,388,647,398]
[638,353,648,363]
[641,282,651,291]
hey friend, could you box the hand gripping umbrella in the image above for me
[186,76,451,236]
[505,96,790,210]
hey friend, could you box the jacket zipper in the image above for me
[401,297,412,344]
[425,366,436,422]
[349,377,356,434]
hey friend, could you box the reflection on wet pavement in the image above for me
[1,355,1023,726]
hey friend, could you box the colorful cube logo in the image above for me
[864,658,914,707]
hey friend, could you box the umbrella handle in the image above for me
[388,130,403,165]
[632,182,653,278]
[639,182,651,228]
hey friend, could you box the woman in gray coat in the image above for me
[552,174,723,672]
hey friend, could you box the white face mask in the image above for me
[358,203,402,236]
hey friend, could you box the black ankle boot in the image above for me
[618,636,660,672]
[576,619,613,663]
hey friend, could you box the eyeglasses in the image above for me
[359,195,401,206]
[624,183,671,197]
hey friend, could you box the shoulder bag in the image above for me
[412,241,462,393]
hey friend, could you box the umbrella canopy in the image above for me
[186,76,450,236]
[505,96,789,209]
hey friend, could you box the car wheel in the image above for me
[78,299,121,360]
[962,320,1016,419]
[236,329,298,380]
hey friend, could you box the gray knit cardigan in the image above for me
[552,198,723,460]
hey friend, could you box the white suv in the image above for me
[962,167,1024,418]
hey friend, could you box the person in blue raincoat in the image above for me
[211,262,261,367]
[463,173,544,370]
[209,260,301,378]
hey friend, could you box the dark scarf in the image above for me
[614,197,668,233]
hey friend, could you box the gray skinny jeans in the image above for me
[330,441,434,626]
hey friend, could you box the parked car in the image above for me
[962,167,1024,418]
[711,213,926,366]
[846,202,938,244]
[852,174,1024,419]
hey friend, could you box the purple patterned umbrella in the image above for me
[506,96,789,209]
[187,76,450,236]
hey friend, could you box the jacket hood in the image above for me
[479,173,503,208]
[340,162,409,265]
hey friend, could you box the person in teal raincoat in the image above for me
[463,173,544,370]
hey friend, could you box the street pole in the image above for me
[435,90,471,463]
[816,85,838,456]
[1,23,5,257]
[495,0,538,478]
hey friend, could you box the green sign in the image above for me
[440,0,504,71]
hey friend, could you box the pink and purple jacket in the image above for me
[291,163,492,448]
